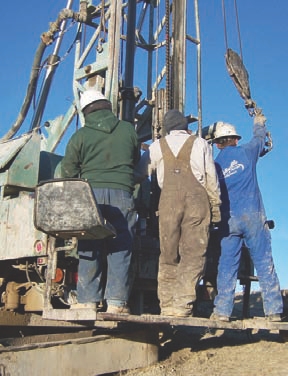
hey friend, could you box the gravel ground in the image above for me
[113,291,288,376]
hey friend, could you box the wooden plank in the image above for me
[1,309,287,332]
[99,312,288,331]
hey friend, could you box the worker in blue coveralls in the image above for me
[61,89,139,314]
[210,112,283,322]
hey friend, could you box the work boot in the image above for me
[173,304,194,317]
[70,302,97,311]
[210,312,230,322]
[265,313,282,322]
[106,304,131,314]
[160,308,176,317]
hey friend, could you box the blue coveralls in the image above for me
[213,122,283,317]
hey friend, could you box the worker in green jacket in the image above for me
[61,89,139,314]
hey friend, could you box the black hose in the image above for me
[0,7,87,142]
[0,41,47,141]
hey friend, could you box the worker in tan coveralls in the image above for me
[135,109,221,317]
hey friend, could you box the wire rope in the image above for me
[221,0,243,60]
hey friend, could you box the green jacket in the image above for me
[61,109,139,193]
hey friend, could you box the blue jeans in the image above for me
[214,212,283,317]
[77,188,137,307]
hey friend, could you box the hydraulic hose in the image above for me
[0,41,46,141]
[0,5,88,141]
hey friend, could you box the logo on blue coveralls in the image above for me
[222,160,244,178]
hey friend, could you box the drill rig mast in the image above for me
[0,0,202,316]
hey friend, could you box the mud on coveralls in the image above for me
[158,136,211,314]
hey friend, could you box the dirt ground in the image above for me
[115,291,288,376]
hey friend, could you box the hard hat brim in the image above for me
[212,135,241,143]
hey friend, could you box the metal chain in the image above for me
[165,0,171,111]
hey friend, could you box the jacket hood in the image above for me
[84,109,120,134]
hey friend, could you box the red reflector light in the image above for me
[52,268,64,283]
[72,272,78,284]
[37,257,47,265]
[35,240,44,254]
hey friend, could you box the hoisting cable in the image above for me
[222,0,255,114]
[222,0,243,60]
[234,0,243,60]
[222,0,229,54]
[221,0,272,156]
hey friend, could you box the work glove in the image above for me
[254,113,267,126]
[211,206,221,224]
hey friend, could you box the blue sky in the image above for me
[1,1,288,290]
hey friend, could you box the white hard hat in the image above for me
[213,121,241,142]
[80,90,107,110]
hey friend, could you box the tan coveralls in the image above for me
[158,136,211,313]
